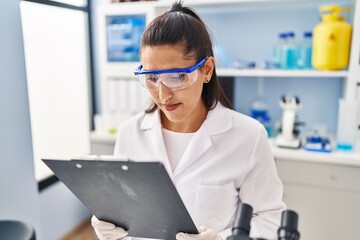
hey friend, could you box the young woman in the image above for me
[92,2,286,240]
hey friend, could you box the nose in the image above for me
[158,82,173,102]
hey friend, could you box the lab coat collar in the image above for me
[173,103,232,176]
[140,103,232,178]
[202,103,232,135]
[140,110,173,178]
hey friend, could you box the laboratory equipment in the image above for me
[227,203,259,240]
[275,95,302,149]
[297,32,313,69]
[250,99,272,137]
[214,45,233,68]
[284,32,297,69]
[273,32,287,67]
[227,202,267,240]
[304,130,331,153]
[232,59,256,69]
[255,60,280,69]
[336,99,358,151]
[278,210,300,240]
[312,5,352,70]
[227,203,253,240]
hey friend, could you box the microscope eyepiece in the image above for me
[227,203,253,240]
[278,210,300,240]
[233,203,253,236]
[281,210,298,230]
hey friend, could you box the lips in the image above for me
[163,103,181,112]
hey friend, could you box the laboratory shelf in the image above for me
[104,67,349,79]
[217,68,349,78]
[155,0,354,12]
[270,141,360,167]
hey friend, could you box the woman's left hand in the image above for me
[176,226,222,240]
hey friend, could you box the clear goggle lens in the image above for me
[134,57,208,91]
[138,70,198,91]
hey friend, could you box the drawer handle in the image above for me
[329,174,338,181]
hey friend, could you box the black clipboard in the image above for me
[42,158,198,239]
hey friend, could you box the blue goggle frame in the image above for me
[134,56,208,76]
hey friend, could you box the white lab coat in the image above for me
[114,103,286,240]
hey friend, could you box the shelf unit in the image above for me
[216,69,349,78]
[95,0,360,130]
[89,131,360,166]
[96,0,359,113]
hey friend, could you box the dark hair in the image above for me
[140,1,232,113]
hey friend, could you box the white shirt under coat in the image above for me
[114,103,286,240]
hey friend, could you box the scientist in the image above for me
[92,1,286,240]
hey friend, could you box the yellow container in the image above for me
[312,5,352,70]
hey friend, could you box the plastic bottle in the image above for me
[284,32,297,69]
[336,99,358,151]
[273,33,287,68]
[297,32,313,69]
[312,5,352,70]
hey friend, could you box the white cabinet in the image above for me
[276,159,360,240]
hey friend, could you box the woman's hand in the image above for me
[176,226,222,240]
[91,215,128,240]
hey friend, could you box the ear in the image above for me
[201,56,215,82]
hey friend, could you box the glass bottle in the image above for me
[297,31,313,69]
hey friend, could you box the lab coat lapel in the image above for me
[173,104,232,177]
[173,127,212,177]
[141,110,174,180]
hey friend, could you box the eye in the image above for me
[145,74,158,83]
[178,73,187,81]
[171,73,188,82]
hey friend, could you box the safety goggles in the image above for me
[134,57,208,91]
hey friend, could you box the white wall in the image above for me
[0,1,89,239]
[0,0,41,236]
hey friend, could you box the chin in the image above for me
[162,111,184,123]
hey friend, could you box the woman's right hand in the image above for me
[91,215,128,240]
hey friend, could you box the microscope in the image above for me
[278,210,300,240]
[275,95,303,149]
[226,203,265,240]
[227,202,300,240]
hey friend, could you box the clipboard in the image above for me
[42,158,198,239]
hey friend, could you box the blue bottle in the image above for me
[250,99,272,137]
[297,32,313,69]
[284,32,298,69]
[273,33,287,68]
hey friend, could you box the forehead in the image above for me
[140,45,195,70]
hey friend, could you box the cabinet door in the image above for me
[283,183,360,240]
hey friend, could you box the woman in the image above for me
[92,1,286,240]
